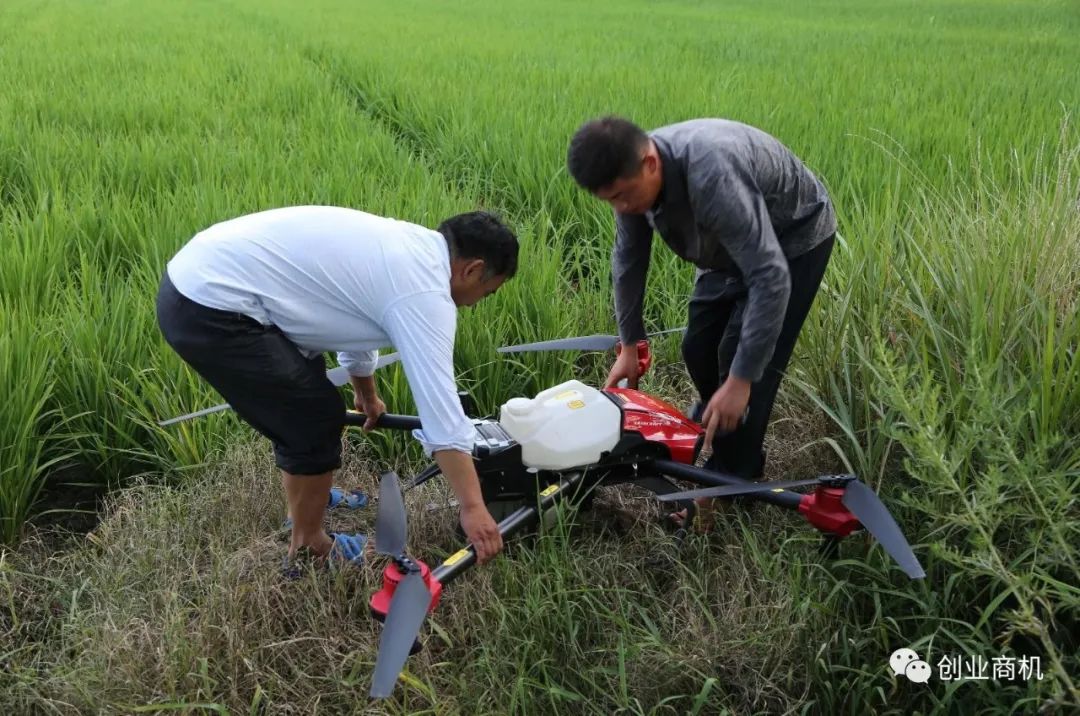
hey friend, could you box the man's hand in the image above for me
[702,375,752,448]
[435,449,505,565]
[349,375,385,431]
[355,394,386,431]
[604,341,640,388]
[459,503,503,565]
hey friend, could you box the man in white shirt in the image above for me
[156,206,518,567]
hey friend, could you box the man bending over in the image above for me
[567,117,836,526]
[157,206,517,564]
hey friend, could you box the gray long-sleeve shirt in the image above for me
[613,119,836,382]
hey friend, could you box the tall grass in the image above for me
[791,133,1080,712]
[0,304,69,544]
[262,0,1079,230]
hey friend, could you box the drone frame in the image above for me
[347,398,925,699]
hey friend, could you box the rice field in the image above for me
[1,0,1078,713]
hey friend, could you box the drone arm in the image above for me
[648,458,803,510]
[343,386,472,434]
[344,411,422,431]
[431,470,587,586]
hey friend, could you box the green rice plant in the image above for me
[254,0,1079,229]
[0,304,73,543]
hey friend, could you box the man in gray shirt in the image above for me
[567,116,836,526]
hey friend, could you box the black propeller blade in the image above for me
[155,402,233,425]
[497,334,621,353]
[369,570,431,698]
[369,471,437,699]
[405,463,443,492]
[158,352,400,426]
[841,479,926,579]
[657,475,925,579]
[496,327,685,354]
[654,476,821,502]
[374,470,408,557]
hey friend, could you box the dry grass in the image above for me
[1,397,840,714]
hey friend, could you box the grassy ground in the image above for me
[1,0,1079,712]
[0,403,847,715]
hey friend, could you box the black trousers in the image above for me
[156,272,345,475]
[681,234,835,479]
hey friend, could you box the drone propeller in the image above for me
[657,476,925,579]
[496,327,685,354]
[370,471,437,699]
[157,352,400,426]
[374,469,408,557]
[840,480,925,579]
[655,477,823,502]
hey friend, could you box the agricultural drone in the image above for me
[160,329,926,699]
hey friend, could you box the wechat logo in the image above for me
[890,647,932,684]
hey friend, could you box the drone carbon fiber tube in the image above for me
[648,459,803,510]
[343,411,422,431]
[430,470,588,585]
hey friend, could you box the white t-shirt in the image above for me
[166,205,476,456]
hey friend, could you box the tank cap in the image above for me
[505,398,533,416]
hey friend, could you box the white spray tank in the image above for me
[497,379,622,470]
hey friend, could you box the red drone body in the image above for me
[606,340,705,465]
[606,387,703,464]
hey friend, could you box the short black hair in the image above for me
[566,116,650,192]
[438,211,519,279]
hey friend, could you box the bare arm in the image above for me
[349,374,378,401]
[349,374,385,431]
[381,293,503,564]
